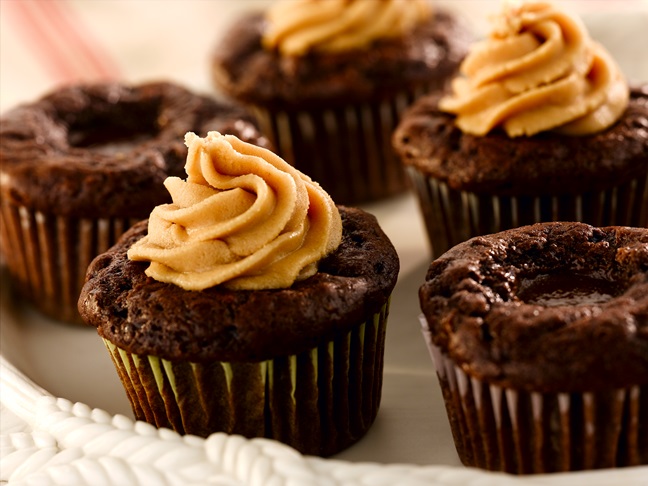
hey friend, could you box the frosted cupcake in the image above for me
[78,132,399,456]
[212,0,471,205]
[393,1,647,257]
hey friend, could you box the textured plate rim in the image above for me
[2,354,646,485]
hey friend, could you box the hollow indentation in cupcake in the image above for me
[67,103,161,155]
[517,272,624,307]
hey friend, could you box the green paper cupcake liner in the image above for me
[407,168,648,258]
[421,324,648,473]
[103,300,391,457]
[0,200,138,324]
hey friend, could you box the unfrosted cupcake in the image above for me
[0,81,268,324]
[78,131,399,457]
[420,221,648,473]
[212,0,471,205]
[393,1,648,258]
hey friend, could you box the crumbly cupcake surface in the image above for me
[80,205,398,363]
[0,82,269,218]
[393,86,648,195]
[420,222,648,393]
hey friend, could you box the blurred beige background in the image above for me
[1,0,647,115]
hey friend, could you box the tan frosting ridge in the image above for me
[262,0,432,56]
[439,1,629,137]
[127,131,342,291]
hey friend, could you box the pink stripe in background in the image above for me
[5,0,120,85]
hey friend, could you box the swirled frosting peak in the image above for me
[262,0,432,56]
[439,1,629,137]
[127,132,342,291]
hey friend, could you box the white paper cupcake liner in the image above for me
[0,201,138,324]
[249,86,432,205]
[419,316,647,473]
[102,300,391,457]
[407,168,648,258]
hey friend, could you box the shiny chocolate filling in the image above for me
[517,272,624,307]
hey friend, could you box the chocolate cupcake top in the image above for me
[392,85,648,195]
[211,3,471,108]
[0,81,269,218]
[420,222,648,393]
[79,205,399,363]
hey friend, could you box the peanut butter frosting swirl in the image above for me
[439,1,629,137]
[127,132,342,291]
[262,0,432,56]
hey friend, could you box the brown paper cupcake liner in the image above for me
[407,168,648,258]
[420,321,647,473]
[249,86,432,206]
[102,300,391,457]
[0,201,138,324]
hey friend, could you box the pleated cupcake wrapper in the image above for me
[419,316,647,473]
[249,85,433,206]
[0,201,138,324]
[407,167,648,258]
[102,300,390,457]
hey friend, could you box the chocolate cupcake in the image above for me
[0,81,268,324]
[393,1,648,258]
[78,132,399,457]
[419,221,648,474]
[211,0,471,205]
